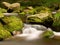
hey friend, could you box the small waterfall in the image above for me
[15,24,60,40]
[15,24,47,40]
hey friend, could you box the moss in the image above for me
[27,16,43,23]
[0,8,7,13]
[0,23,11,40]
[2,16,23,32]
[0,12,4,18]
[42,29,54,38]
[52,12,60,31]
[27,8,53,27]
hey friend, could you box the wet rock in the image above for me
[13,31,21,36]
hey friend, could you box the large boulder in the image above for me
[2,2,20,13]
[27,9,53,27]
[2,16,23,32]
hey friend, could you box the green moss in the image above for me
[0,8,7,13]
[0,23,11,40]
[0,8,7,18]
[0,12,4,18]
[42,30,54,38]
[27,9,53,26]
[27,17,43,23]
[2,16,23,32]
[52,12,60,31]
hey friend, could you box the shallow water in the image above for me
[0,38,60,45]
[0,24,60,45]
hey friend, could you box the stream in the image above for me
[0,38,60,45]
[0,23,60,45]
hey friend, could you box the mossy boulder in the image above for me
[27,9,53,27]
[2,2,20,13]
[42,29,54,38]
[52,12,60,32]
[0,23,11,40]
[2,16,23,32]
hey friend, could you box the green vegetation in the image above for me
[2,16,23,32]
[0,23,11,40]
[27,7,53,27]
[52,12,60,31]
[42,29,54,38]
[0,0,60,40]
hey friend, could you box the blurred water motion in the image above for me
[0,38,60,45]
[0,24,60,45]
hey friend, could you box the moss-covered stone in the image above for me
[0,12,4,18]
[27,9,53,27]
[2,16,23,32]
[0,23,11,40]
[52,12,60,31]
[42,29,54,38]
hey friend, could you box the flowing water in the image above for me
[0,24,60,45]
[0,38,60,45]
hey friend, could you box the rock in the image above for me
[2,2,20,13]
[42,28,54,38]
[12,31,21,36]
[27,10,53,27]
[2,16,23,32]
[2,2,11,9]
[0,23,12,40]
[52,12,60,31]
